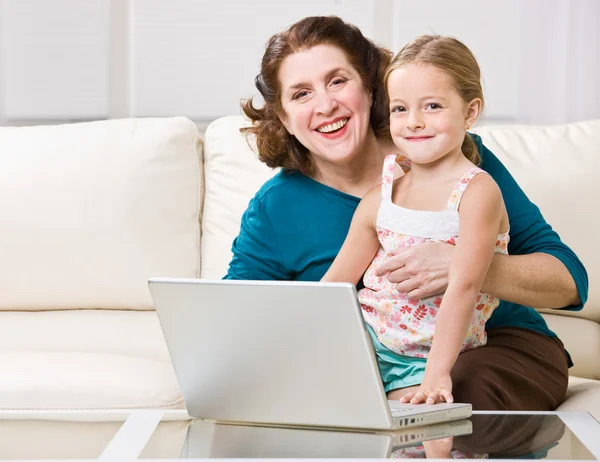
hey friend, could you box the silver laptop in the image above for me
[148,278,472,431]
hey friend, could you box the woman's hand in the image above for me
[399,372,453,405]
[374,242,455,299]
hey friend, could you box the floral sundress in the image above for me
[359,154,510,358]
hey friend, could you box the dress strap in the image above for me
[381,154,410,201]
[446,167,487,211]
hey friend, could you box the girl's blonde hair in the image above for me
[385,35,484,165]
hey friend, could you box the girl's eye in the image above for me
[390,106,406,113]
[426,103,442,110]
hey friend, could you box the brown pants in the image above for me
[450,327,569,411]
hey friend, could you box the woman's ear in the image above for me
[278,112,294,136]
[465,98,483,129]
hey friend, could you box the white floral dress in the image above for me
[359,154,509,358]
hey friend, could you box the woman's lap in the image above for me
[450,327,569,411]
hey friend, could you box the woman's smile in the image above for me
[315,117,350,139]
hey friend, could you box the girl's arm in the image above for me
[322,188,381,285]
[403,174,505,404]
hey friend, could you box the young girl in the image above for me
[322,35,510,406]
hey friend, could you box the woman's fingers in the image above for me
[374,251,407,276]
[395,276,421,294]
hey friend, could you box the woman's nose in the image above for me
[314,92,338,115]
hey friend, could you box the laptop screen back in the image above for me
[149,279,393,430]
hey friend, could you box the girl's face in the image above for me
[278,44,374,168]
[387,63,480,166]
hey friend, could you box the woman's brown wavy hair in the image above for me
[384,35,485,165]
[240,16,392,174]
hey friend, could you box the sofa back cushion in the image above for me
[475,120,600,324]
[201,117,278,280]
[0,117,203,310]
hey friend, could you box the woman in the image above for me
[225,16,588,410]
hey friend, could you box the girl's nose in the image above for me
[407,111,425,130]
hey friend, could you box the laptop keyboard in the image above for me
[388,402,418,416]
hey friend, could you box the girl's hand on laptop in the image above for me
[374,242,454,300]
[399,373,453,405]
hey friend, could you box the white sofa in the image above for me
[0,116,598,420]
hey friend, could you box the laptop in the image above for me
[148,278,472,431]
[180,418,473,458]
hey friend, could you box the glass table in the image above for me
[0,410,598,460]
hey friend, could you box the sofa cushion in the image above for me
[557,376,600,420]
[201,116,277,279]
[476,120,600,324]
[541,313,600,380]
[0,117,203,310]
[0,310,183,410]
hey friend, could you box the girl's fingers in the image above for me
[399,392,415,403]
[410,392,428,404]
[441,389,454,403]
[426,392,439,404]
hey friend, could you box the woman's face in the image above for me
[278,44,374,167]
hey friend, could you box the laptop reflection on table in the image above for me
[180,418,473,458]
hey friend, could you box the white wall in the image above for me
[0,0,110,122]
[0,0,598,126]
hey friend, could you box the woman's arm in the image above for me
[404,174,505,405]
[322,189,380,284]
[376,137,588,310]
[224,195,290,280]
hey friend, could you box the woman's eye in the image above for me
[390,106,406,113]
[293,90,309,100]
[331,78,346,86]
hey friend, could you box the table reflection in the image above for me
[180,419,472,458]
[172,413,595,459]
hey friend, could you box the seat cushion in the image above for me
[0,310,183,410]
[0,117,203,310]
[541,313,600,380]
[558,376,600,421]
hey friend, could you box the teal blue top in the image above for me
[224,135,588,364]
